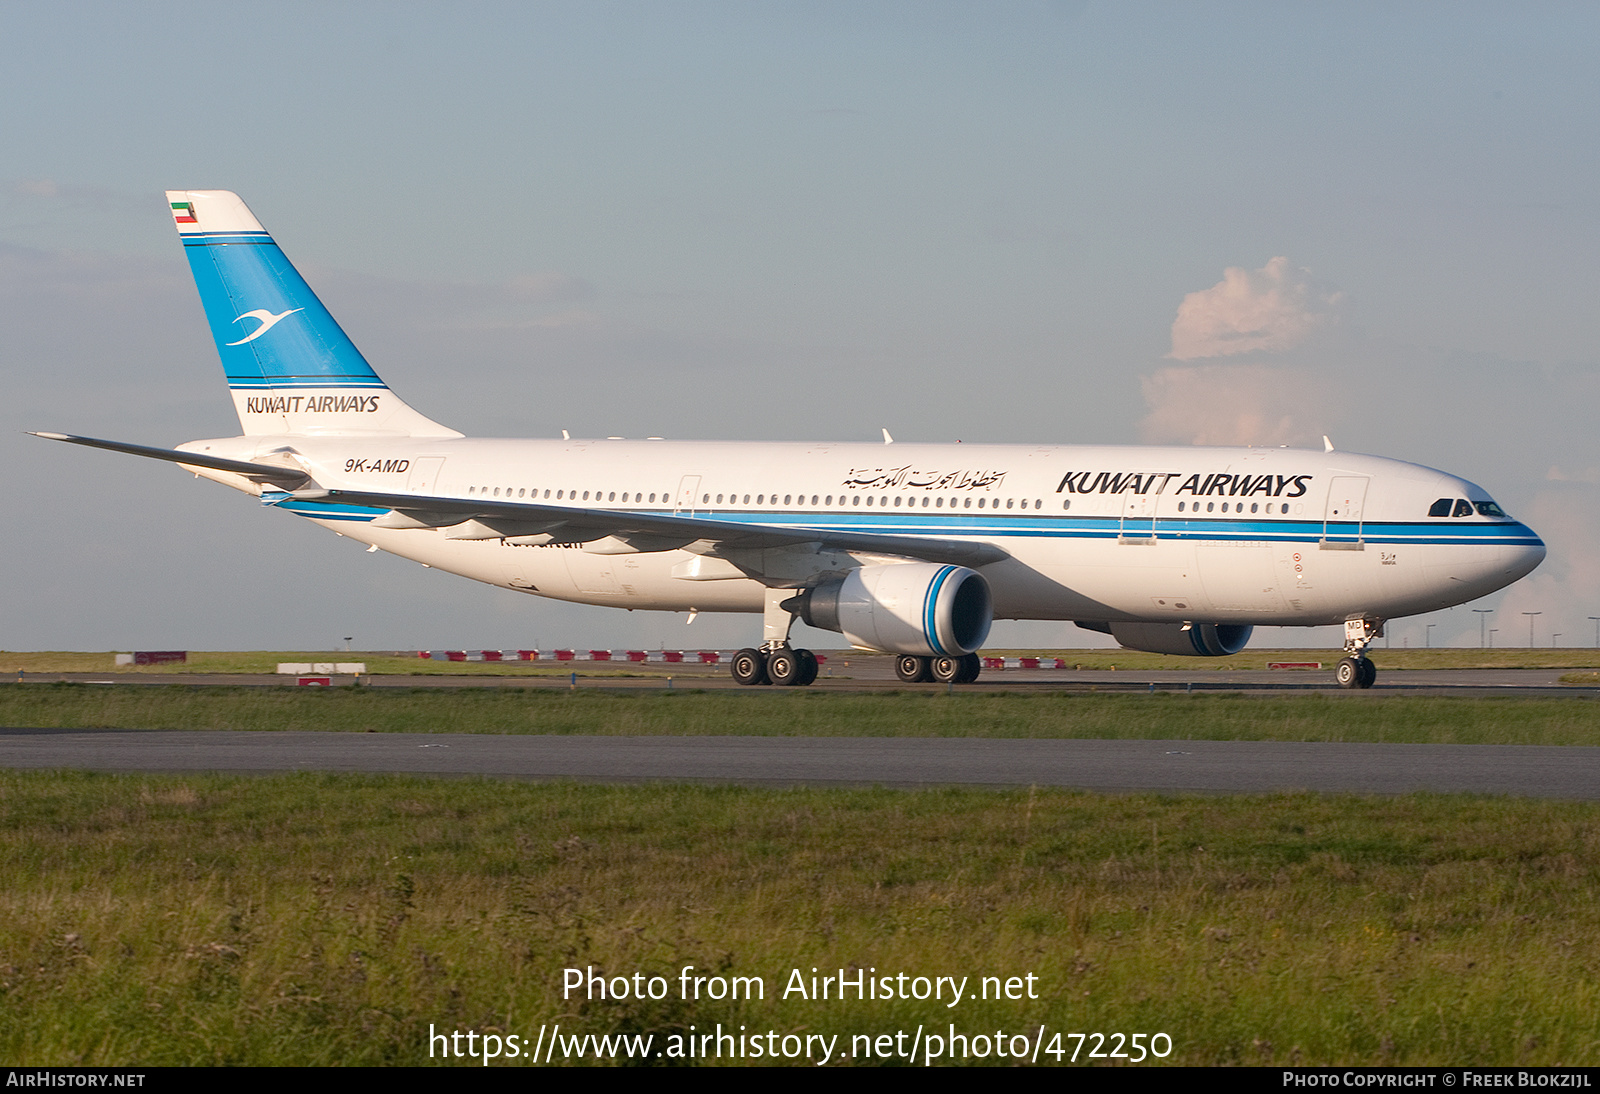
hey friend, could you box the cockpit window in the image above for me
[1474,500,1509,518]
[1453,498,1474,518]
[1428,498,1452,517]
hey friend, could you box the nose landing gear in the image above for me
[1336,616,1384,690]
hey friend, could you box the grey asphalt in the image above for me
[3,730,1598,799]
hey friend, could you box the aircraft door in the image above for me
[1323,476,1369,546]
[407,457,445,494]
[1117,471,1173,541]
[1119,493,1156,541]
[675,475,702,514]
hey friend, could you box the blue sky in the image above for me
[5,2,1599,652]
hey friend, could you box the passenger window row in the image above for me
[462,487,1047,511]
[1174,501,1292,515]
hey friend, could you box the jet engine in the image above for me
[788,563,992,656]
[1079,621,1254,657]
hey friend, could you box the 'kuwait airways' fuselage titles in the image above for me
[843,466,1009,491]
[1055,470,1314,498]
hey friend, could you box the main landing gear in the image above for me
[1336,616,1384,690]
[732,645,819,687]
[894,653,983,684]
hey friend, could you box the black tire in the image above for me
[1358,657,1377,689]
[955,652,982,683]
[895,654,932,683]
[731,647,769,686]
[930,656,961,683]
[768,648,802,686]
[794,648,819,686]
[1335,657,1362,689]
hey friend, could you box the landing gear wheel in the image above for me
[895,654,932,683]
[731,647,769,686]
[793,648,819,686]
[768,648,803,686]
[1335,656,1373,690]
[930,656,962,683]
[955,652,982,684]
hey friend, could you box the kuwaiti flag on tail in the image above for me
[164,190,459,439]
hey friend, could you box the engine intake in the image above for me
[789,563,992,656]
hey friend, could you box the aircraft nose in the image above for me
[1504,525,1546,582]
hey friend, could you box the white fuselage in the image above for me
[177,434,1546,631]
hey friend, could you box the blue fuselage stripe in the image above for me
[270,499,1543,548]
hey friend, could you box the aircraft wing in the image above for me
[299,486,1010,568]
[29,430,1009,569]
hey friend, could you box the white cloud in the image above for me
[1483,483,1600,648]
[1169,256,1343,360]
[14,178,61,198]
[1137,362,1334,447]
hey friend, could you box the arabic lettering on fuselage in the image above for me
[1054,471,1313,498]
[842,466,1008,491]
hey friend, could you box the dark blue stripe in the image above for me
[227,376,388,388]
[181,234,274,246]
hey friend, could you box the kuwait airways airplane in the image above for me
[35,191,1545,688]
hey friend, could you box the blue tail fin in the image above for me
[168,190,459,437]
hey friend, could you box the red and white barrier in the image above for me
[418,648,729,664]
[982,656,1071,670]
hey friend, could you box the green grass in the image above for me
[7,647,1600,675]
[2,772,1597,1066]
[4,684,1600,746]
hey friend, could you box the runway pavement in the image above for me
[3,730,1598,799]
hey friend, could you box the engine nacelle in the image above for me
[790,563,992,656]
[1105,622,1253,657]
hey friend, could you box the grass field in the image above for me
[3,683,1600,746]
[2,771,1596,1066]
[5,647,1600,675]
[5,672,1598,1067]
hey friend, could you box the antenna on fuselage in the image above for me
[1323,435,1335,452]
[882,428,894,445]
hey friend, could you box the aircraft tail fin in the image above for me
[167,190,461,438]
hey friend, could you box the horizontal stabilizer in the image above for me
[28,432,312,488]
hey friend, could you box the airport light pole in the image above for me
[1473,609,1493,648]
[1523,611,1542,647]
